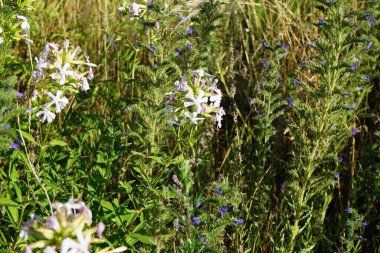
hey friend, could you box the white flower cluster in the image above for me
[167,70,226,130]
[31,40,96,123]
[0,14,32,44]
[20,198,126,253]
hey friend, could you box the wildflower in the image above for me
[262,42,268,49]
[80,77,90,91]
[215,187,222,195]
[175,48,181,56]
[24,246,32,253]
[248,97,253,104]
[232,219,244,225]
[19,214,39,241]
[187,29,193,35]
[150,46,156,52]
[220,206,228,218]
[319,18,325,25]
[196,201,202,208]
[361,221,368,227]
[351,64,358,71]
[285,98,294,106]
[184,90,208,113]
[259,81,265,87]
[216,107,225,130]
[96,222,105,238]
[184,111,204,125]
[3,124,10,129]
[43,246,57,253]
[358,236,366,242]
[180,15,187,21]
[51,62,75,85]
[209,87,222,107]
[11,143,20,150]
[192,217,200,226]
[262,60,269,67]
[352,129,359,134]
[16,15,30,33]
[147,1,152,7]
[280,183,285,190]
[118,6,126,12]
[129,3,141,18]
[122,132,128,136]
[345,207,352,213]
[47,91,69,113]
[293,79,300,85]
[17,92,24,99]
[365,74,370,82]
[198,237,205,242]
[36,107,56,123]
[255,110,260,115]
[61,229,91,253]
[186,44,192,50]
[174,79,188,91]
[343,93,350,98]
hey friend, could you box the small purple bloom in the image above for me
[147,1,152,7]
[280,183,285,190]
[293,79,300,85]
[178,221,184,227]
[232,219,244,225]
[186,44,192,50]
[150,46,156,52]
[17,92,24,99]
[355,56,360,62]
[220,206,228,218]
[262,60,269,67]
[351,64,358,71]
[187,29,193,35]
[215,187,222,195]
[335,173,339,178]
[175,48,181,56]
[369,19,375,26]
[3,124,10,129]
[345,207,352,213]
[359,236,365,241]
[248,97,253,104]
[285,98,294,106]
[348,106,354,111]
[122,132,128,136]
[352,129,359,134]
[259,81,265,87]
[343,93,350,98]
[334,180,339,184]
[198,237,205,242]
[180,15,186,21]
[255,110,260,115]
[262,42,268,49]
[361,221,368,227]
[96,222,105,238]
[319,18,325,25]
[192,217,200,226]
[365,74,370,82]
[125,106,132,111]
[196,201,202,208]
[365,14,371,20]
[10,143,20,150]
[338,157,343,163]
[26,107,33,112]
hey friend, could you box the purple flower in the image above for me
[365,74,370,82]
[343,93,350,98]
[285,98,294,106]
[187,29,193,35]
[150,46,156,52]
[122,132,128,136]
[192,217,200,226]
[335,173,339,178]
[147,1,152,7]
[198,3,203,7]
[262,60,269,67]
[215,187,222,195]
[262,42,268,49]
[355,56,360,62]
[361,221,368,227]
[345,207,352,213]
[352,129,359,134]
[293,79,300,85]
[11,143,20,150]
[259,81,265,87]
[220,206,228,218]
[338,157,343,163]
[248,97,253,104]
[359,236,366,241]
[125,106,132,111]
[3,124,10,129]
[232,219,244,225]
[196,201,202,208]
[178,221,184,227]
[334,179,339,184]
[186,44,192,50]
[198,237,205,242]
[351,64,358,71]
[17,92,24,99]
[280,183,285,190]
[180,15,186,21]
[319,18,325,25]
[255,110,260,115]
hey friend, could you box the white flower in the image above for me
[36,107,56,123]
[216,107,226,130]
[43,246,57,253]
[118,6,126,12]
[61,229,91,253]
[16,15,30,33]
[0,27,3,33]
[184,111,204,125]
[47,90,69,113]
[53,198,92,225]
[24,246,32,253]
[51,62,75,85]
[19,214,39,241]
[129,2,141,18]
[184,90,208,113]
[209,87,222,108]
[80,77,90,91]
[174,79,188,91]
[0,37,3,44]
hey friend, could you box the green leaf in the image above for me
[21,130,38,146]
[48,139,68,147]
[0,198,18,207]
[131,233,155,245]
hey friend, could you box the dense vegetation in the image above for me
[0,0,379,252]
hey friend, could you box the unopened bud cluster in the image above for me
[20,198,126,253]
